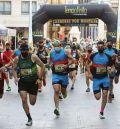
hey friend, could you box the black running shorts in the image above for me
[18,79,38,95]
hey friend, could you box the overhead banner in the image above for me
[50,19,98,26]
[33,4,117,41]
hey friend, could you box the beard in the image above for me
[6,48,10,51]
[98,49,104,53]
[39,45,43,49]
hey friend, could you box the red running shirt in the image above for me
[3,50,14,63]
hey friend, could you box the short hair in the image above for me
[97,41,104,45]
[20,43,29,50]
[107,40,113,44]
[39,40,43,44]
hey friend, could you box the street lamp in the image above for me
[28,0,33,50]
[117,0,120,49]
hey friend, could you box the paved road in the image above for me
[0,70,120,129]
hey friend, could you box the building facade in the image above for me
[78,0,118,40]
[0,0,118,41]
[0,0,47,40]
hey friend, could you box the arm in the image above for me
[12,57,19,80]
[64,49,74,66]
[108,56,116,73]
[31,54,45,79]
[64,48,73,60]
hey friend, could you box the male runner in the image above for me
[88,41,113,119]
[13,43,45,126]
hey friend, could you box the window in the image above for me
[21,1,37,15]
[0,1,11,15]
[32,1,37,13]
[66,0,73,4]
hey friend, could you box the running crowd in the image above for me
[0,37,119,126]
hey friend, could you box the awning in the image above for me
[0,25,8,36]
[0,24,16,36]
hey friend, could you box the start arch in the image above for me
[32,4,117,41]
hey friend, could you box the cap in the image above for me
[52,40,60,47]
[86,45,92,50]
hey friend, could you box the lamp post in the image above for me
[117,0,120,49]
[28,0,33,50]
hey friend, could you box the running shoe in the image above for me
[108,93,112,103]
[71,85,74,90]
[6,86,11,91]
[86,88,90,92]
[80,68,84,74]
[54,108,60,116]
[59,93,63,100]
[111,93,114,99]
[62,92,67,98]
[99,112,105,119]
[26,119,32,126]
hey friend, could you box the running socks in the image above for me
[26,113,32,126]
[100,107,104,113]
[27,113,32,121]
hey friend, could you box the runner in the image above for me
[84,45,93,92]
[68,42,80,90]
[12,43,45,126]
[87,41,114,119]
[13,41,22,57]
[3,42,14,91]
[114,50,120,84]
[0,47,9,98]
[36,39,48,92]
[104,40,117,103]
[49,40,73,116]
[45,38,53,54]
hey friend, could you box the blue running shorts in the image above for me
[93,76,110,94]
[52,74,69,88]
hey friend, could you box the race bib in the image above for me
[54,64,65,72]
[69,64,76,68]
[73,53,76,58]
[96,67,106,74]
[20,69,32,76]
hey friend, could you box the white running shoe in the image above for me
[26,120,32,126]
[99,112,105,119]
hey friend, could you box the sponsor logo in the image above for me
[65,6,87,15]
